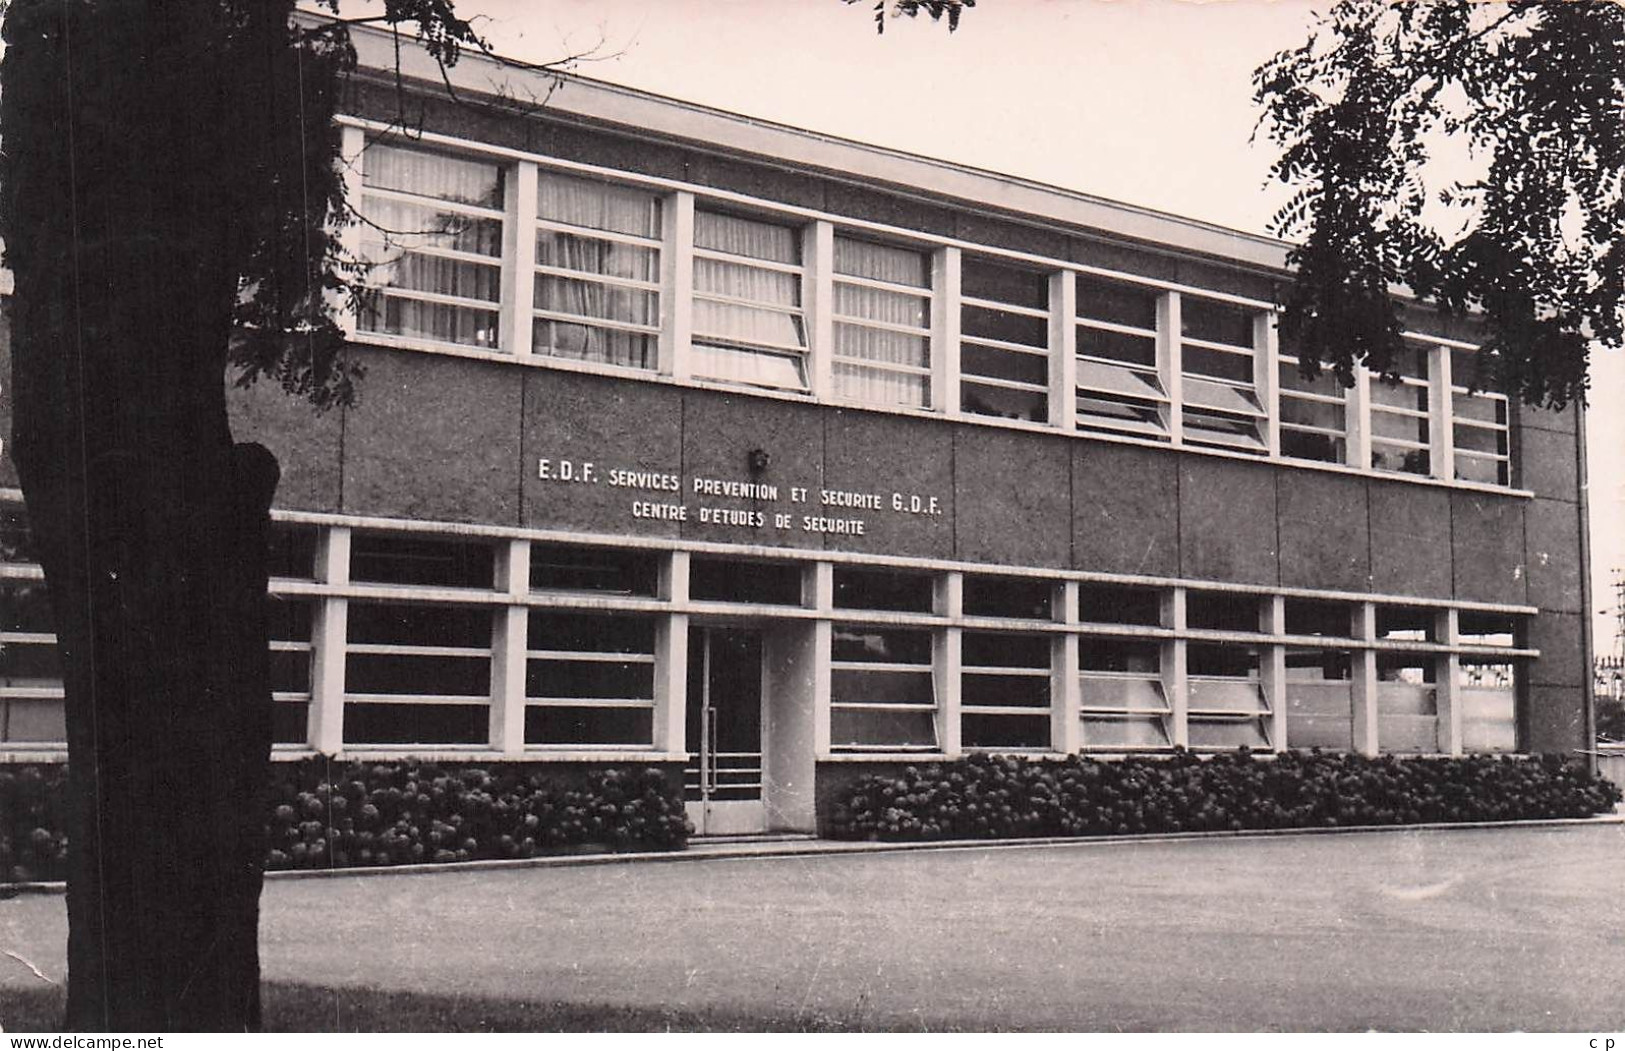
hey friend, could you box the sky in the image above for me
[437,0,1625,656]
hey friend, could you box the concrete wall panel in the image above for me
[680,390,825,550]
[821,409,955,560]
[1525,684,1587,755]
[830,185,958,239]
[1368,482,1452,599]
[1450,492,1527,606]
[341,350,521,526]
[1178,458,1278,587]
[1518,402,1577,435]
[226,381,344,513]
[953,427,1071,569]
[1525,611,1585,688]
[1524,498,1584,614]
[954,213,1071,262]
[1518,426,1578,503]
[1071,442,1179,578]
[522,370,685,538]
[1277,472,1371,593]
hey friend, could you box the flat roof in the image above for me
[342,20,1292,274]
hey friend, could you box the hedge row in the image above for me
[1,761,690,883]
[828,750,1623,841]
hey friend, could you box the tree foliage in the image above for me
[1253,0,1625,408]
[847,0,974,34]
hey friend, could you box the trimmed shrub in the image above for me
[263,761,690,871]
[1,761,690,882]
[0,764,69,883]
[828,750,1623,841]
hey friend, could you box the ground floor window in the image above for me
[961,631,1052,750]
[344,601,493,747]
[829,625,937,752]
[1186,644,1271,750]
[526,612,657,748]
[0,516,1541,762]
[1078,637,1168,749]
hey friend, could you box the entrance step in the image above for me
[690,832,819,846]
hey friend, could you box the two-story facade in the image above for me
[0,25,1593,835]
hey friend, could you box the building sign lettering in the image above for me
[538,456,942,535]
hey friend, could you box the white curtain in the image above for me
[366,143,504,210]
[695,210,798,264]
[538,173,661,239]
[834,237,928,287]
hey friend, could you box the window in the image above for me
[530,542,658,596]
[269,597,314,746]
[830,627,937,751]
[350,534,494,589]
[1278,347,1348,464]
[961,631,1052,749]
[1459,611,1516,648]
[1284,599,1354,639]
[832,237,932,408]
[1458,610,1517,753]
[1186,644,1271,749]
[343,533,497,747]
[1075,276,1168,439]
[1180,297,1264,452]
[0,499,63,747]
[533,173,663,369]
[357,141,505,350]
[0,580,64,746]
[1450,348,1510,485]
[692,210,809,392]
[1376,653,1438,753]
[344,602,493,747]
[1079,637,1168,749]
[832,566,935,614]
[526,613,656,747]
[1078,583,1164,627]
[267,524,318,581]
[1284,648,1353,751]
[1376,606,1435,643]
[1369,343,1433,475]
[689,558,803,606]
[1186,591,1261,634]
[1460,658,1516,753]
[963,575,1051,620]
[959,258,1051,422]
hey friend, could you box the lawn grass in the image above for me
[1,981,915,1033]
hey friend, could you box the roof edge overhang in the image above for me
[330,15,1293,276]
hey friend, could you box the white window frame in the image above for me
[354,136,508,354]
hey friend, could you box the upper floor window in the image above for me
[1278,345,1348,465]
[1180,297,1264,453]
[357,142,505,351]
[691,210,809,392]
[1449,348,1510,486]
[832,236,933,409]
[1369,343,1432,476]
[1075,276,1167,440]
[533,173,663,370]
[959,258,1050,423]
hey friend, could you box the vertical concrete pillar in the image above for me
[937,571,964,756]
[1164,587,1188,748]
[308,525,351,755]
[489,539,529,755]
[1053,580,1081,755]
[1352,602,1380,756]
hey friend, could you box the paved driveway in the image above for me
[3,824,1624,1030]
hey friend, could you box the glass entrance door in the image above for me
[684,627,766,835]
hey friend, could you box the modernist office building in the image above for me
[0,26,1594,835]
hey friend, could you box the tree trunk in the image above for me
[2,0,283,1030]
